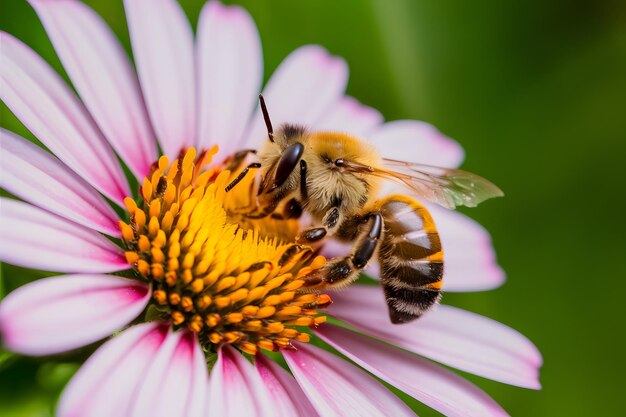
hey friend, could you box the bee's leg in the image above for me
[302,212,383,288]
[245,203,277,219]
[300,160,308,200]
[271,198,303,220]
[225,162,261,192]
[243,191,286,219]
[298,226,328,243]
[296,205,343,244]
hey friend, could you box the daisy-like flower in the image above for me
[0,0,542,416]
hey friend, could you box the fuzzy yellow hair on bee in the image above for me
[225,95,503,323]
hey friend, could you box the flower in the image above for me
[0,0,542,416]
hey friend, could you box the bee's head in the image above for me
[258,140,304,196]
[256,95,307,198]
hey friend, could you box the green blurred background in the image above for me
[1,0,625,415]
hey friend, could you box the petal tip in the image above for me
[300,44,348,73]
[204,0,248,21]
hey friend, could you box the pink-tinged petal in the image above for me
[57,322,169,417]
[196,1,262,157]
[317,324,510,417]
[430,205,505,291]
[208,345,274,417]
[327,285,542,389]
[188,335,209,417]
[0,32,130,205]
[124,0,195,158]
[0,198,127,273]
[241,45,349,149]
[0,130,120,236]
[283,343,415,417]
[255,354,318,417]
[132,330,207,417]
[0,275,149,356]
[316,96,384,136]
[368,120,464,168]
[29,0,157,180]
[204,378,212,417]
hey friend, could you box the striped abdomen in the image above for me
[378,196,443,324]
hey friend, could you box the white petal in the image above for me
[317,324,510,417]
[0,198,127,273]
[430,205,505,291]
[0,32,130,204]
[326,285,542,389]
[29,0,157,180]
[208,345,274,417]
[368,120,464,167]
[255,353,318,417]
[240,45,348,149]
[316,96,383,136]
[132,330,208,417]
[57,322,169,417]
[196,1,262,157]
[0,129,120,236]
[124,0,196,158]
[0,275,149,356]
[283,342,415,417]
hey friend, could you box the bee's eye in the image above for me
[273,143,304,188]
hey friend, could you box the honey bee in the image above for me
[226,95,503,324]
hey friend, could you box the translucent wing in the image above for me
[374,158,504,209]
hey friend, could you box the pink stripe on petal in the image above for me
[124,0,195,158]
[57,322,169,417]
[326,285,542,389]
[316,96,384,136]
[283,342,415,417]
[368,120,465,168]
[241,45,349,150]
[187,333,209,417]
[317,324,510,417]
[0,130,120,236]
[429,205,506,291]
[208,345,274,417]
[0,32,130,205]
[255,353,319,417]
[132,330,208,417]
[29,0,157,180]
[196,1,262,157]
[0,198,127,273]
[0,275,149,356]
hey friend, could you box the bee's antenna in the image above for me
[259,94,274,143]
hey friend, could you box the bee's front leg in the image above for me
[296,206,342,244]
[301,212,383,289]
[270,199,303,220]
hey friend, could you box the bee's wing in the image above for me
[372,158,504,209]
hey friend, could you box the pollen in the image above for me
[121,148,331,353]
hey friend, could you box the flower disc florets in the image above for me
[120,148,330,354]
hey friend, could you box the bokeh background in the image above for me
[1,0,625,415]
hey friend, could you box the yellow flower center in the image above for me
[120,148,330,354]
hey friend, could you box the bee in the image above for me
[226,95,503,324]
